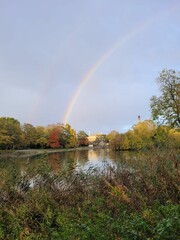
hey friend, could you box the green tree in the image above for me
[153,125,170,148]
[0,117,22,149]
[35,126,48,148]
[69,127,77,148]
[62,124,77,148]
[22,123,37,148]
[58,124,77,148]
[150,69,180,127]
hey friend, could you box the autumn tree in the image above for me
[168,128,180,148]
[109,120,156,150]
[132,120,156,149]
[46,123,77,149]
[94,134,107,146]
[109,134,123,150]
[77,131,89,146]
[48,127,60,148]
[150,69,180,128]
[106,131,119,143]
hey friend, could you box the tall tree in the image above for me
[69,127,77,148]
[150,69,180,127]
[48,127,60,148]
[35,126,48,148]
[59,124,77,148]
[22,123,37,148]
[59,125,70,148]
[0,117,22,149]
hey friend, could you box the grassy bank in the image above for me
[0,148,179,239]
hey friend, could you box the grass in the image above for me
[0,148,179,239]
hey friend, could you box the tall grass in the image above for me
[0,148,179,239]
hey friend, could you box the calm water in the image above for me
[1,148,144,175]
[0,149,149,190]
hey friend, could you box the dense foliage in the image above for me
[0,117,22,149]
[0,116,179,151]
[0,118,89,150]
[0,149,179,239]
[150,69,180,128]
[109,120,179,150]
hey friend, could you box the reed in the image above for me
[0,148,179,239]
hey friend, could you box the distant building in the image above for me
[138,115,141,123]
[87,135,97,143]
[87,133,106,147]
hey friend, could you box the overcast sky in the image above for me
[0,0,180,134]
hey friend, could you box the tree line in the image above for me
[0,116,179,150]
[108,120,179,150]
[0,119,90,150]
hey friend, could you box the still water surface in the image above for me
[1,149,148,190]
[2,148,143,174]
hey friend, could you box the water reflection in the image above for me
[0,149,143,175]
[75,149,116,172]
[1,149,147,182]
[0,149,147,192]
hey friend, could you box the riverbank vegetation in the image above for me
[0,148,179,239]
[0,116,179,153]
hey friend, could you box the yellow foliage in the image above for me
[110,185,131,204]
[168,129,180,147]
[103,178,130,204]
[20,227,30,239]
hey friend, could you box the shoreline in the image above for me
[0,146,107,159]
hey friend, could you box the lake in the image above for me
[0,148,144,178]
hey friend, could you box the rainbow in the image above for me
[62,24,147,124]
[63,3,179,125]
[27,3,179,125]
[62,26,143,124]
